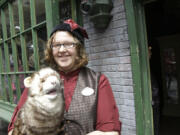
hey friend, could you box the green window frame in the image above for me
[124,0,154,135]
[0,0,82,122]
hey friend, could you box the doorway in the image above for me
[144,0,180,135]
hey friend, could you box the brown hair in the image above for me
[44,31,88,71]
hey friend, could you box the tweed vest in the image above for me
[64,67,101,135]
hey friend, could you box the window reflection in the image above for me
[5,74,11,102]
[35,0,45,24]
[163,48,178,104]
[0,0,49,103]
[25,31,34,70]
[23,0,31,29]
[37,26,47,68]
[0,76,2,99]
[0,46,4,100]
[24,27,47,70]
[26,37,46,70]
[11,74,25,104]
[59,0,72,21]
[13,36,23,72]
[4,7,10,38]
[12,0,20,34]
[0,13,2,41]
[9,37,18,72]
[1,46,5,72]
[3,40,11,72]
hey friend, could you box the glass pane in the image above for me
[0,76,2,99]
[18,73,25,91]
[11,74,25,104]
[0,45,3,100]
[12,0,20,34]
[11,74,17,103]
[14,36,23,72]
[35,0,45,24]
[9,52,14,72]
[1,45,11,101]
[0,46,8,101]
[1,45,5,72]
[4,40,11,72]
[5,75,10,102]
[25,31,34,70]
[3,74,13,103]
[9,41,14,72]
[0,12,2,41]
[23,0,31,29]
[17,46,23,72]
[37,26,47,68]
[10,37,20,72]
[59,0,72,21]
[163,48,178,104]
[4,7,11,38]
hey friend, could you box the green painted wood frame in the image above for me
[124,0,154,135]
[45,0,83,38]
[0,0,82,122]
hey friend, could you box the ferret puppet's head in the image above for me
[24,67,64,115]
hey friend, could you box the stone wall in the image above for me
[83,0,136,134]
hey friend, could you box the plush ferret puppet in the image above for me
[12,67,65,135]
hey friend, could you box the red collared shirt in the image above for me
[8,68,121,133]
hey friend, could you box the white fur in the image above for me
[24,67,64,115]
[13,67,64,135]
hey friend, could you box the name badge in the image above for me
[81,87,94,96]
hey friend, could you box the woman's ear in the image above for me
[24,77,32,88]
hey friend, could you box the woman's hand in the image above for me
[8,130,13,135]
[86,131,119,135]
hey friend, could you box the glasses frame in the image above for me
[51,42,78,50]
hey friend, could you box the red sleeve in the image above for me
[96,74,121,134]
[8,88,28,132]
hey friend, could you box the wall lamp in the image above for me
[80,0,113,29]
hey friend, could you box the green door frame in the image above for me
[124,0,154,135]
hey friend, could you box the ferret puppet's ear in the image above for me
[24,77,32,88]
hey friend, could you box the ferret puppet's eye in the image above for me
[41,79,45,83]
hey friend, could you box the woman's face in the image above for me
[52,31,78,72]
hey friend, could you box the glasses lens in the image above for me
[52,43,77,50]
[64,44,73,49]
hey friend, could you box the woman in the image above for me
[8,19,121,135]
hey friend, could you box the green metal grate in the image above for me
[0,0,82,122]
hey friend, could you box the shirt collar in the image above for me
[59,68,81,79]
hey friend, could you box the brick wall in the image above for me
[83,0,136,134]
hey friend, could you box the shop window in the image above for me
[59,0,72,21]
[0,0,82,105]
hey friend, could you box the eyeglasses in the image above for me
[51,42,77,50]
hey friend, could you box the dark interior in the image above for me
[144,0,180,135]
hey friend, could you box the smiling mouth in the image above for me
[58,55,68,59]
[46,89,57,95]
